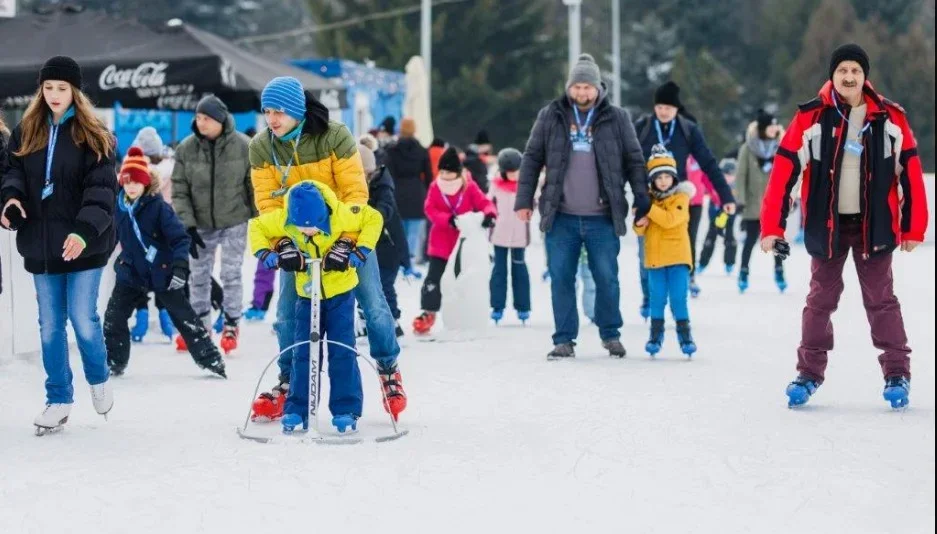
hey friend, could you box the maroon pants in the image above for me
[797,221,911,383]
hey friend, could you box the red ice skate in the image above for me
[412,311,436,336]
[378,362,407,421]
[219,325,239,355]
[251,380,289,422]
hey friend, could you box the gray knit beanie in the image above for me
[132,127,164,157]
[567,53,602,89]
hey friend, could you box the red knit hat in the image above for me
[119,147,151,187]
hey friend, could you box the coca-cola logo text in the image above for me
[99,62,169,91]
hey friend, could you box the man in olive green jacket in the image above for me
[172,95,254,350]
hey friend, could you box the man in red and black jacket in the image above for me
[760,44,928,409]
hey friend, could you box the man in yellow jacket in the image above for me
[248,77,406,423]
[250,181,382,433]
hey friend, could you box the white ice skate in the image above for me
[90,381,114,418]
[34,404,71,436]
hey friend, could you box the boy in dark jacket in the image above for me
[103,148,226,378]
[360,143,411,336]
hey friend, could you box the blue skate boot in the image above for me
[158,308,175,339]
[646,319,665,357]
[883,376,910,409]
[131,309,149,342]
[332,414,358,434]
[786,375,820,408]
[281,413,306,434]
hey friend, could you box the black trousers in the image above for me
[740,219,783,270]
[133,276,224,312]
[699,211,738,269]
[420,257,449,312]
[688,204,703,272]
[105,282,222,370]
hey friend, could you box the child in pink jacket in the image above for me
[488,148,530,323]
[412,147,497,335]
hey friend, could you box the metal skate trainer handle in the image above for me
[308,258,322,430]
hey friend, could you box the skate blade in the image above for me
[237,426,406,445]
[35,425,64,436]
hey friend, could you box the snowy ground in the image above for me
[0,227,934,534]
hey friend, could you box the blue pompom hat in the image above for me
[286,182,331,235]
[261,76,306,121]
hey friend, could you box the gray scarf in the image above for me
[747,135,779,162]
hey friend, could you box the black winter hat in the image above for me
[39,56,82,88]
[756,109,777,133]
[829,44,870,80]
[654,81,681,108]
[437,147,463,174]
[195,95,229,125]
[380,116,396,134]
[430,137,447,148]
[474,130,491,145]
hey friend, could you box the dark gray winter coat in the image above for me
[172,115,254,230]
[515,93,649,236]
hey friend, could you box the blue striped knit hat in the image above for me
[261,76,306,121]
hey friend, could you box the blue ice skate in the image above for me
[794,228,805,244]
[786,375,819,408]
[725,264,735,275]
[646,319,664,357]
[281,413,306,434]
[738,268,750,294]
[332,414,358,434]
[639,298,650,321]
[131,309,149,342]
[244,307,266,322]
[689,279,701,298]
[491,309,504,324]
[676,320,697,357]
[158,309,175,338]
[517,310,531,324]
[775,267,788,293]
[883,377,910,409]
[213,312,224,334]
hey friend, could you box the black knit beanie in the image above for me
[39,56,82,88]
[829,44,870,80]
[437,147,462,173]
[756,109,777,135]
[654,81,681,108]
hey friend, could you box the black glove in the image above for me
[449,214,458,229]
[773,239,791,261]
[633,195,651,219]
[323,237,355,272]
[278,248,306,272]
[481,214,496,229]
[3,203,26,231]
[274,237,298,254]
[187,227,206,259]
[167,263,190,291]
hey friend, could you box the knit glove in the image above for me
[2,203,26,231]
[633,194,651,219]
[323,237,355,272]
[167,263,189,291]
[349,246,371,269]
[187,227,206,259]
[773,239,791,261]
[481,214,496,229]
[256,249,280,270]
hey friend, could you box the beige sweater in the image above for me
[838,104,866,215]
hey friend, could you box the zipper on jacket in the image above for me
[210,145,217,228]
[827,113,848,260]
[861,132,872,259]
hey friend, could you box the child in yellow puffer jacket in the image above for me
[249,180,383,435]
[634,145,698,358]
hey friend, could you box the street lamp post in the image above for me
[563,0,582,71]
[421,0,432,108]
[611,0,621,106]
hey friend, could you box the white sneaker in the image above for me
[35,403,71,429]
[90,381,114,416]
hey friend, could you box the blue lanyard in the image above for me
[832,92,871,140]
[120,195,149,252]
[269,131,298,191]
[572,106,595,134]
[654,118,677,146]
[45,123,61,189]
[441,189,465,213]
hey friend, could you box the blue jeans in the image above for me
[647,265,691,321]
[402,219,426,262]
[489,246,531,312]
[285,292,363,419]
[276,254,400,380]
[578,257,596,322]
[638,236,650,305]
[545,213,623,345]
[34,268,110,404]
[379,266,400,319]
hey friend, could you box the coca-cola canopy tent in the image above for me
[0,6,346,112]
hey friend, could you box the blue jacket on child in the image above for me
[114,188,190,292]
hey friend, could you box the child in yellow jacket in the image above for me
[634,145,697,357]
[249,180,383,434]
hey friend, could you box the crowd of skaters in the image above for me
[0,41,929,435]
